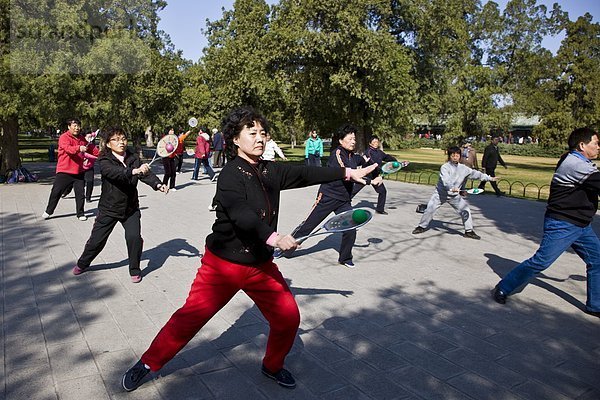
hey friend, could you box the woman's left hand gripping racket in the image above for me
[381,160,410,175]
[274,209,373,257]
[148,134,179,166]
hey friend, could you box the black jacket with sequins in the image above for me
[206,156,345,265]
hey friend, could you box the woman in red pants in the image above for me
[122,107,375,391]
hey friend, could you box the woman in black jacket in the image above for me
[122,107,375,392]
[73,127,168,283]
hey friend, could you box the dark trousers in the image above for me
[61,168,95,201]
[352,182,387,213]
[141,248,299,372]
[84,169,94,201]
[478,166,501,194]
[176,154,184,172]
[292,196,355,263]
[162,157,176,189]
[77,210,143,276]
[306,154,321,167]
[45,172,85,217]
[212,150,223,168]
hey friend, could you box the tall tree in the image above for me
[268,0,416,149]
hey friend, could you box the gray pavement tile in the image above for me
[496,354,593,398]
[5,334,49,370]
[301,331,353,365]
[47,340,99,382]
[319,385,374,400]
[56,374,110,400]
[442,347,526,389]
[6,364,57,400]
[178,367,261,400]
[434,326,509,360]
[389,342,464,381]
[512,379,574,400]
[82,321,130,354]
[288,352,349,395]
[388,366,473,400]
[330,358,412,400]
[334,334,411,371]
[446,372,521,400]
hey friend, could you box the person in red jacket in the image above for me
[191,127,216,181]
[42,118,99,221]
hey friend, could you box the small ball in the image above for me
[352,209,369,224]
[392,161,400,168]
[165,143,174,152]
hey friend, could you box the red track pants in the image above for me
[141,248,300,372]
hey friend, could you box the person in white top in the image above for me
[261,132,287,161]
[412,146,496,240]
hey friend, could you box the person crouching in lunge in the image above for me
[412,146,497,240]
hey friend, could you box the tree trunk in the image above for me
[0,116,21,175]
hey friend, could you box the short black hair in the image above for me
[447,146,461,159]
[66,118,81,126]
[369,135,380,143]
[221,106,269,160]
[99,127,127,155]
[568,127,598,151]
[332,124,357,150]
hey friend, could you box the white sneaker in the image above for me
[170,188,177,192]
[42,212,51,219]
[78,215,88,221]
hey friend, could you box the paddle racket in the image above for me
[148,134,179,166]
[277,208,373,252]
[466,188,484,195]
[381,160,410,175]
[188,117,198,128]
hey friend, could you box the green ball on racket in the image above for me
[352,209,369,224]
[392,161,400,168]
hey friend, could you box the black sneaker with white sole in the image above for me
[122,359,151,392]
[261,365,296,388]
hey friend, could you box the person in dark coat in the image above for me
[121,107,376,392]
[352,135,395,214]
[73,127,169,283]
[478,136,507,196]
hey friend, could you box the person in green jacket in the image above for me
[305,130,323,167]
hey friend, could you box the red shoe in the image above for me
[72,265,85,275]
[131,275,142,283]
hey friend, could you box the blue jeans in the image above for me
[498,217,600,312]
[192,158,215,180]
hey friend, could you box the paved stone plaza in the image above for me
[1,160,599,399]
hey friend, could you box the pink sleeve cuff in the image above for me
[266,232,279,247]
[344,167,352,181]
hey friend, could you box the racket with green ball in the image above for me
[148,134,179,166]
[466,188,484,195]
[293,208,373,246]
[381,160,410,175]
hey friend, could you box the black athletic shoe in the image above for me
[464,230,481,240]
[122,359,151,392]
[261,365,296,388]
[376,210,388,215]
[491,285,507,304]
[412,226,427,234]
